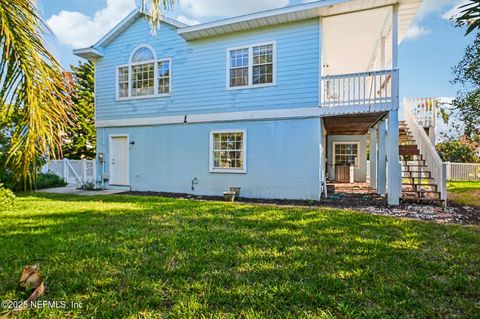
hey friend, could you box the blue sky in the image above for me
[38,0,474,99]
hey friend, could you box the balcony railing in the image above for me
[403,97,437,128]
[321,69,397,108]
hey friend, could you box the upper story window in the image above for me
[116,45,171,100]
[227,42,276,89]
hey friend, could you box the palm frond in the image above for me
[0,0,73,188]
[139,0,176,34]
[456,0,480,35]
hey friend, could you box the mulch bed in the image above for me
[121,191,480,226]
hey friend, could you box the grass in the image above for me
[0,193,479,318]
[448,181,480,206]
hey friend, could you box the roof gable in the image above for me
[96,9,187,48]
[74,8,187,60]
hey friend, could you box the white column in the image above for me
[369,127,377,189]
[387,4,401,206]
[392,5,399,69]
[387,110,401,205]
[377,120,387,195]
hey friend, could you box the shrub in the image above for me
[35,172,67,190]
[79,181,96,191]
[0,184,15,212]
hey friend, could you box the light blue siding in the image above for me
[97,118,321,200]
[95,16,320,121]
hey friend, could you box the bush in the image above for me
[79,181,96,191]
[0,184,15,212]
[35,172,67,190]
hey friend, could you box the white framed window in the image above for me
[333,142,359,168]
[117,66,129,98]
[116,45,171,100]
[209,130,247,174]
[158,59,171,95]
[227,42,276,89]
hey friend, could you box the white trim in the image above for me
[226,41,276,90]
[96,107,320,128]
[129,44,157,63]
[332,141,360,169]
[108,134,130,186]
[72,47,104,61]
[96,102,397,128]
[96,9,140,47]
[115,47,172,100]
[158,57,173,96]
[178,0,347,39]
[209,129,247,174]
[177,0,422,42]
[319,16,324,106]
[96,9,186,48]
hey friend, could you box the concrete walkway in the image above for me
[38,185,129,196]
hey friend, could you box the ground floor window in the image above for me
[210,130,247,173]
[333,142,359,168]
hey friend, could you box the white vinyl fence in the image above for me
[446,163,480,181]
[42,159,96,185]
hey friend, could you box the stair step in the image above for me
[402,171,431,177]
[401,164,427,168]
[401,160,426,165]
[400,155,424,161]
[402,176,433,185]
[403,186,439,192]
[401,197,444,205]
[403,191,440,197]
[400,150,421,156]
[402,183,437,189]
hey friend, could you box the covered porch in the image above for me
[319,4,405,114]
[320,112,402,205]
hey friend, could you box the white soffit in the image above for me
[178,0,422,43]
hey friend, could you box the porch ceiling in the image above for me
[323,6,392,75]
[323,113,387,135]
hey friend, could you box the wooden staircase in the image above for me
[399,121,443,204]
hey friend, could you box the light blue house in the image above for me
[74,0,425,206]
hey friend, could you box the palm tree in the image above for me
[139,0,176,32]
[456,0,480,35]
[0,0,176,188]
[0,0,73,188]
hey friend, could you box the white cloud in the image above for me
[404,25,432,40]
[47,0,135,48]
[179,0,289,18]
[416,0,457,18]
[176,15,200,26]
[441,0,470,20]
[404,0,465,41]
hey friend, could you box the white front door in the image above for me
[109,135,129,186]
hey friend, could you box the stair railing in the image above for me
[403,99,447,204]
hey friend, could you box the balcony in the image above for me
[321,69,398,110]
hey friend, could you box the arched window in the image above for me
[116,45,171,99]
[131,47,155,63]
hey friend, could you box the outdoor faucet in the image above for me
[191,177,199,191]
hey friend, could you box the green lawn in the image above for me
[1,194,479,318]
[448,181,480,206]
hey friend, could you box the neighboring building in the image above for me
[74,0,425,206]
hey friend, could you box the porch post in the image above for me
[369,127,377,189]
[387,110,401,205]
[377,120,387,195]
[387,4,401,206]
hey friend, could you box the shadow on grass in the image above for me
[1,193,479,318]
